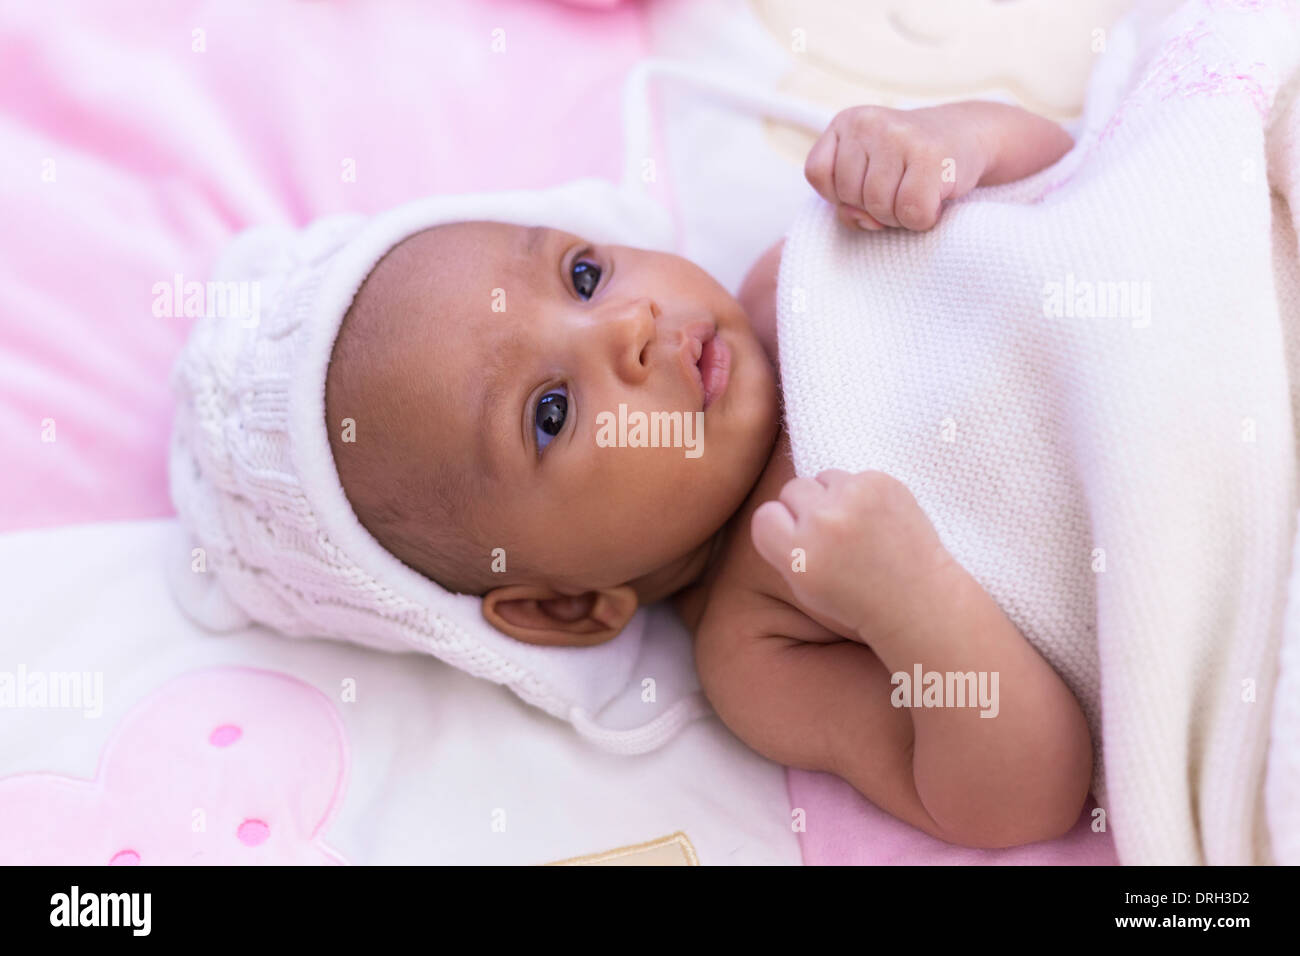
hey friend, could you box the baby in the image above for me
[318,99,1092,849]
[197,97,1086,848]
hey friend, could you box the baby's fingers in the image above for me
[751,500,797,575]
[806,128,871,215]
[861,151,904,228]
[804,128,840,207]
[895,159,943,231]
[807,127,891,230]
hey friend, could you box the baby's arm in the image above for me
[743,470,1092,847]
[804,101,1073,231]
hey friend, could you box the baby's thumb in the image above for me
[751,501,797,577]
[836,203,885,231]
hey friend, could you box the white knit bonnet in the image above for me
[167,62,833,754]
[167,176,727,752]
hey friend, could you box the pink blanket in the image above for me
[0,0,644,531]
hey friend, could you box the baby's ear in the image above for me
[481,584,638,647]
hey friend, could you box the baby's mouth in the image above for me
[695,329,731,410]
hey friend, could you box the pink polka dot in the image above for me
[237,819,270,847]
[209,724,242,747]
[109,849,140,866]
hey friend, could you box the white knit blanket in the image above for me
[776,0,1300,864]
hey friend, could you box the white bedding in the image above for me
[0,520,799,865]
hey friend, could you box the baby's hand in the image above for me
[804,104,990,231]
[751,470,956,642]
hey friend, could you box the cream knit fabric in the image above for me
[777,0,1300,864]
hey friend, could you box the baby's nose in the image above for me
[605,298,657,382]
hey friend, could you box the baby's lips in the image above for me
[837,204,885,231]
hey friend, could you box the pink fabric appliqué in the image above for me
[1029,0,1290,204]
[1100,15,1273,142]
[0,667,350,865]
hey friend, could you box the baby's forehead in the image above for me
[386,220,571,273]
[341,221,550,384]
[358,222,572,318]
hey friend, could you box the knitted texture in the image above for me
[167,179,707,754]
[776,0,1300,864]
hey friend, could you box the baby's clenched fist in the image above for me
[750,469,957,642]
[804,104,990,231]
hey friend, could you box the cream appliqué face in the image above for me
[751,0,1134,163]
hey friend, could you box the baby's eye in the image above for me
[534,387,568,452]
[571,259,601,300]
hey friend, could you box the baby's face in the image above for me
[341,221,779,596]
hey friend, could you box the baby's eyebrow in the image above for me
[519,225,548,259]
[474,364,508,482]
[474,325,528,479]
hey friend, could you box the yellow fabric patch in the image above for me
[546,831,699,866]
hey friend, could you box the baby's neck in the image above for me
[665,430,785,631]
[631,529,726,613]
[662,526,735,635]
[640,422,784,630]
